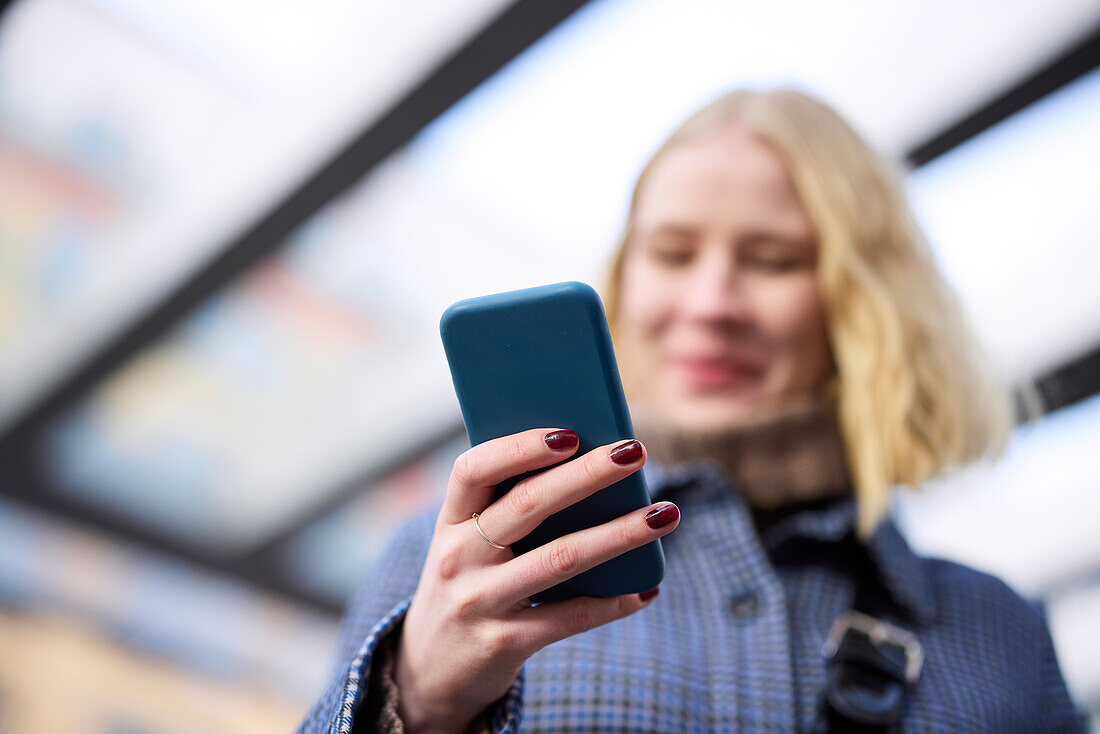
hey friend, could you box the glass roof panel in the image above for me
[33,0,1100,554]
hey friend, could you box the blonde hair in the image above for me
[605,88,1012,536]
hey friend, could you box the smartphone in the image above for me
[440,281,664,604]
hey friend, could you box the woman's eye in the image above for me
[743,251,810,272]
[649,247,693,266]
[754,258,802,271]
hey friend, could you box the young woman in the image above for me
[300,89,1084,733]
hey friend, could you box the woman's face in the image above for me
[617,124,833,431]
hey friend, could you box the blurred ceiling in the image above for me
[0,0,1098,611]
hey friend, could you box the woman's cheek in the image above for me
[782,282,832,386]
[749,279,825,377]
[756,277,821,335]
[614,280,652,393]
[621,263,669,333]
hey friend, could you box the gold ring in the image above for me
[472,512,508,550]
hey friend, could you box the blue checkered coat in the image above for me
[299,461,1085,733]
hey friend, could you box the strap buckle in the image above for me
[821,610,923,683]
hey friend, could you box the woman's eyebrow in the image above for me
[639,223,697,239]
[737,229,815,249]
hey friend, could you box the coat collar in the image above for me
[644,459,936,627]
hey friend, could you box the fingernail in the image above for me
[639,587,660,602]
[609,439,643,465]
[645,503,679,529]
[544,430,579,451]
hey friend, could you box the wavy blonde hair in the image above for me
[605,88,1011,535]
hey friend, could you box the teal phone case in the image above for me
[440,281,664,604]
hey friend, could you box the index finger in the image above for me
[440,428,580,524]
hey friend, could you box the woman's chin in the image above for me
[656,393,771,432]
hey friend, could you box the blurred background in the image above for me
[1,0,1098,731]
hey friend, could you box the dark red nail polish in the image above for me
[645,503,679,529]
[609,440,643,465]
[639,587,660,602]
[544,430,579,451]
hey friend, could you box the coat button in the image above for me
[730,591,760,619]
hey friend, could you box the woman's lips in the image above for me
[670,356,765,390]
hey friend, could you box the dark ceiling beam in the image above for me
[0,0,25,26]
[1014,345,1100,424]
[905,22,1100,166]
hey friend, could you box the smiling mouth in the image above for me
[670,357,765,390]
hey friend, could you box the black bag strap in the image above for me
[821,548,923,732]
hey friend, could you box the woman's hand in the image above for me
[393,428,679,734]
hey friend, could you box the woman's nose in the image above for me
[680,258,750,325]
